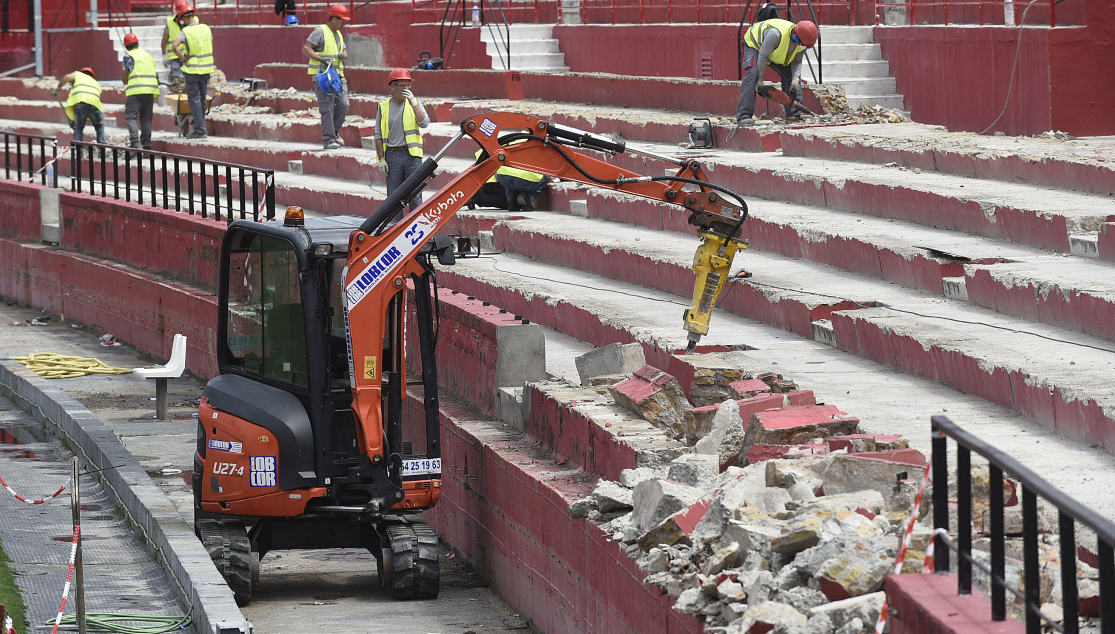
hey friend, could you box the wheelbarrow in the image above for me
[167,91,219,137]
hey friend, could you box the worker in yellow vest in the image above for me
[735,19,818,126]
[161,1,192,94]
[172,5,215,139]
[373,68,430,221]
[122,33,160,150]
[53,67,105,145]
[302,4,350,150]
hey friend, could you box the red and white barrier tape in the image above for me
[5,613,15,634]
[921,527,950,573]
[256,174,274,218]
[874,458,934,634]
[0,473,65,505]
[49,524,80,634]
[25,143,71,184]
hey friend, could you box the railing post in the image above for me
[1060,513,1079,634]
[990,465,1006,620]
[187,159,195,215]
[1022,486,1040,634]
[174,157,181,211]
[113,148,119,199]
[1101,539,1115,634]
[51,141,57,188]
[957,445,971,594]
[4,133,9,180]
[932,426,949,573]
[265,170,275,219]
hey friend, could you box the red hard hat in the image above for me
[327,3,351,20]
[794,20,819,48]
[80,67,96,79]
[175,0,194,16]
[387,68,412,85]
[123,33,139,47]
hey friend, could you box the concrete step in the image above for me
[814,43,883,61]
[820,60,893,79]
[480,24,559,40]
[458,210,1115,452]
[826,76,897,95]
[845,94,906,110]
[431,250,1115,519]
[484,38,563,54]
[816,25,876,44]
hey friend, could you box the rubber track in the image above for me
[385,518,440,599]
[197,519,257,605]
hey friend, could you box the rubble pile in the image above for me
[568,351,1084,633]
[808,84,850,115]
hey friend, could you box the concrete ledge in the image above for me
[886,573,1024,634]
[0,360,251,634]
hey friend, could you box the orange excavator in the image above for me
[192,112,749,604]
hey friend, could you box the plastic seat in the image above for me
[135,334,187,419]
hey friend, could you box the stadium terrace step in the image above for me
[780,123,1115,196]
[426,251,1115,518]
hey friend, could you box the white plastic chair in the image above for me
[135,334,187,420]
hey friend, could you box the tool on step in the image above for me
[687,117,714,149]
[414,50,444,70]
[757,84,814,116]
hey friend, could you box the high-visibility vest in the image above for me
[307,25,345,78]
[744,19,804,66]
[125,49,161,97]
[181,22,215,75]
[165,15,182,57]
[64,71,102,120]
[476,143,544,183]
[378,99,422,158]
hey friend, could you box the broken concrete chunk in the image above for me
[729,377,771,399]
[735,601,807,634]
[672,587,707,614]
[822,451,927,509]
[586,373,631,395]
[816,541,895,601]
[774,586,829,613]
[646,547,669,573]
[725,521,782,561]
[667,453,720,489]
[619,466,659,489]
[795,490,887,517]
[703,542,740,576]
[746,442,828,465]
[667,354,745,406]
[809,590,886,628]
[825,433,908,453]
[772,516,823,554]
[721,601,749,623]
[575,342,646,386]
[742,405,860,456]
[569,497,596,519]
[717,578,747,602]
[980,505,1051,536]
[636,498,710,551]
[593,479,634,514]
[609,365,692,437]
[632,479,704,531]
[694,399,747,470]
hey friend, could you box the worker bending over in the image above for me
[161,1,192,95]
[54,67,105,145]
[303,4,351,150]
[374,69,430,221]
[735,18,817,126]
[172,4,215,139]
[122,33,160,150]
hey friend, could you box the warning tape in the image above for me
[49,524,80,634]
[0,472,65,505]
[5,613,15,634]
[874,457,934,634]
[25,142,71,184]
[256,174,274,219]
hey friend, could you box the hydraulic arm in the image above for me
[344,112,749,467]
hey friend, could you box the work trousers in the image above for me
[185,73,210,135]
[468,181,508,209]
[735,45,801,121]
[495,174,550,204]
[167,59,185,94]
[72,103,106,145]
[313,79,350,146]
[385,149,424,223]
[125,94,155,149]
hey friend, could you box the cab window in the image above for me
[225,233,309,388]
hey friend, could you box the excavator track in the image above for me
[380,517,440,599]
[196,519,259,605]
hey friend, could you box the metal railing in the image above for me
[874,0,1064,24]
[930,415,1115,634]
[438,0,512,69]
[68,141,276,223]
[417,0,559,24]
[3,132,61,188]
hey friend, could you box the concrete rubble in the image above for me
[565,350,1085,632]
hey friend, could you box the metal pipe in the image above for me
[958,445,971,593]
[1060,513,1079,634]
[932,427,949,573]
[71,458,86,634]
[990,464,1006,620]
[1023,486,1040,634]
[624,144,686,166]
[432,130,466,162]
[33,0,42,75]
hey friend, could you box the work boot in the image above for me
[335,137,345,146]
[323,141,341,150]
[186,132,207,140]
[515,192,533,211]
[735,117,756,127]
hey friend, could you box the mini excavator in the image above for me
[192,112,749,604]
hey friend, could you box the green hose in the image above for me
[46,611,191,634]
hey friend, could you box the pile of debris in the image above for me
[565,344,1087,633]
[809,84,850,115]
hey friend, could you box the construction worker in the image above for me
[735,18,818,126]
[122,33,160,150]
[53,67,105,145]
[275,0,298,24]
[303,4,350,150]
[161,0,192,95]
[172,5,215,139]
[374,68,430,220]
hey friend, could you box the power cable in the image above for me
[980,0,1041,135]
[47,612,191,634]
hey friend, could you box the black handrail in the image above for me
[68,141,275,223]
[439,0,510,70]
[2,132,61,188]
[931,415,1115,634]
[735,2,823,85]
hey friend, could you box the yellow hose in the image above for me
[13,353,133,379]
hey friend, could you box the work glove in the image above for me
[402,89,418,107]
[790,79,801,94]
[378,160,388,175]
[52,88,58,98]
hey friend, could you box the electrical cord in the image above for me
[980,0,1041,135]
[48,612,190,634]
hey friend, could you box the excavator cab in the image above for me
[193,212,444,605]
